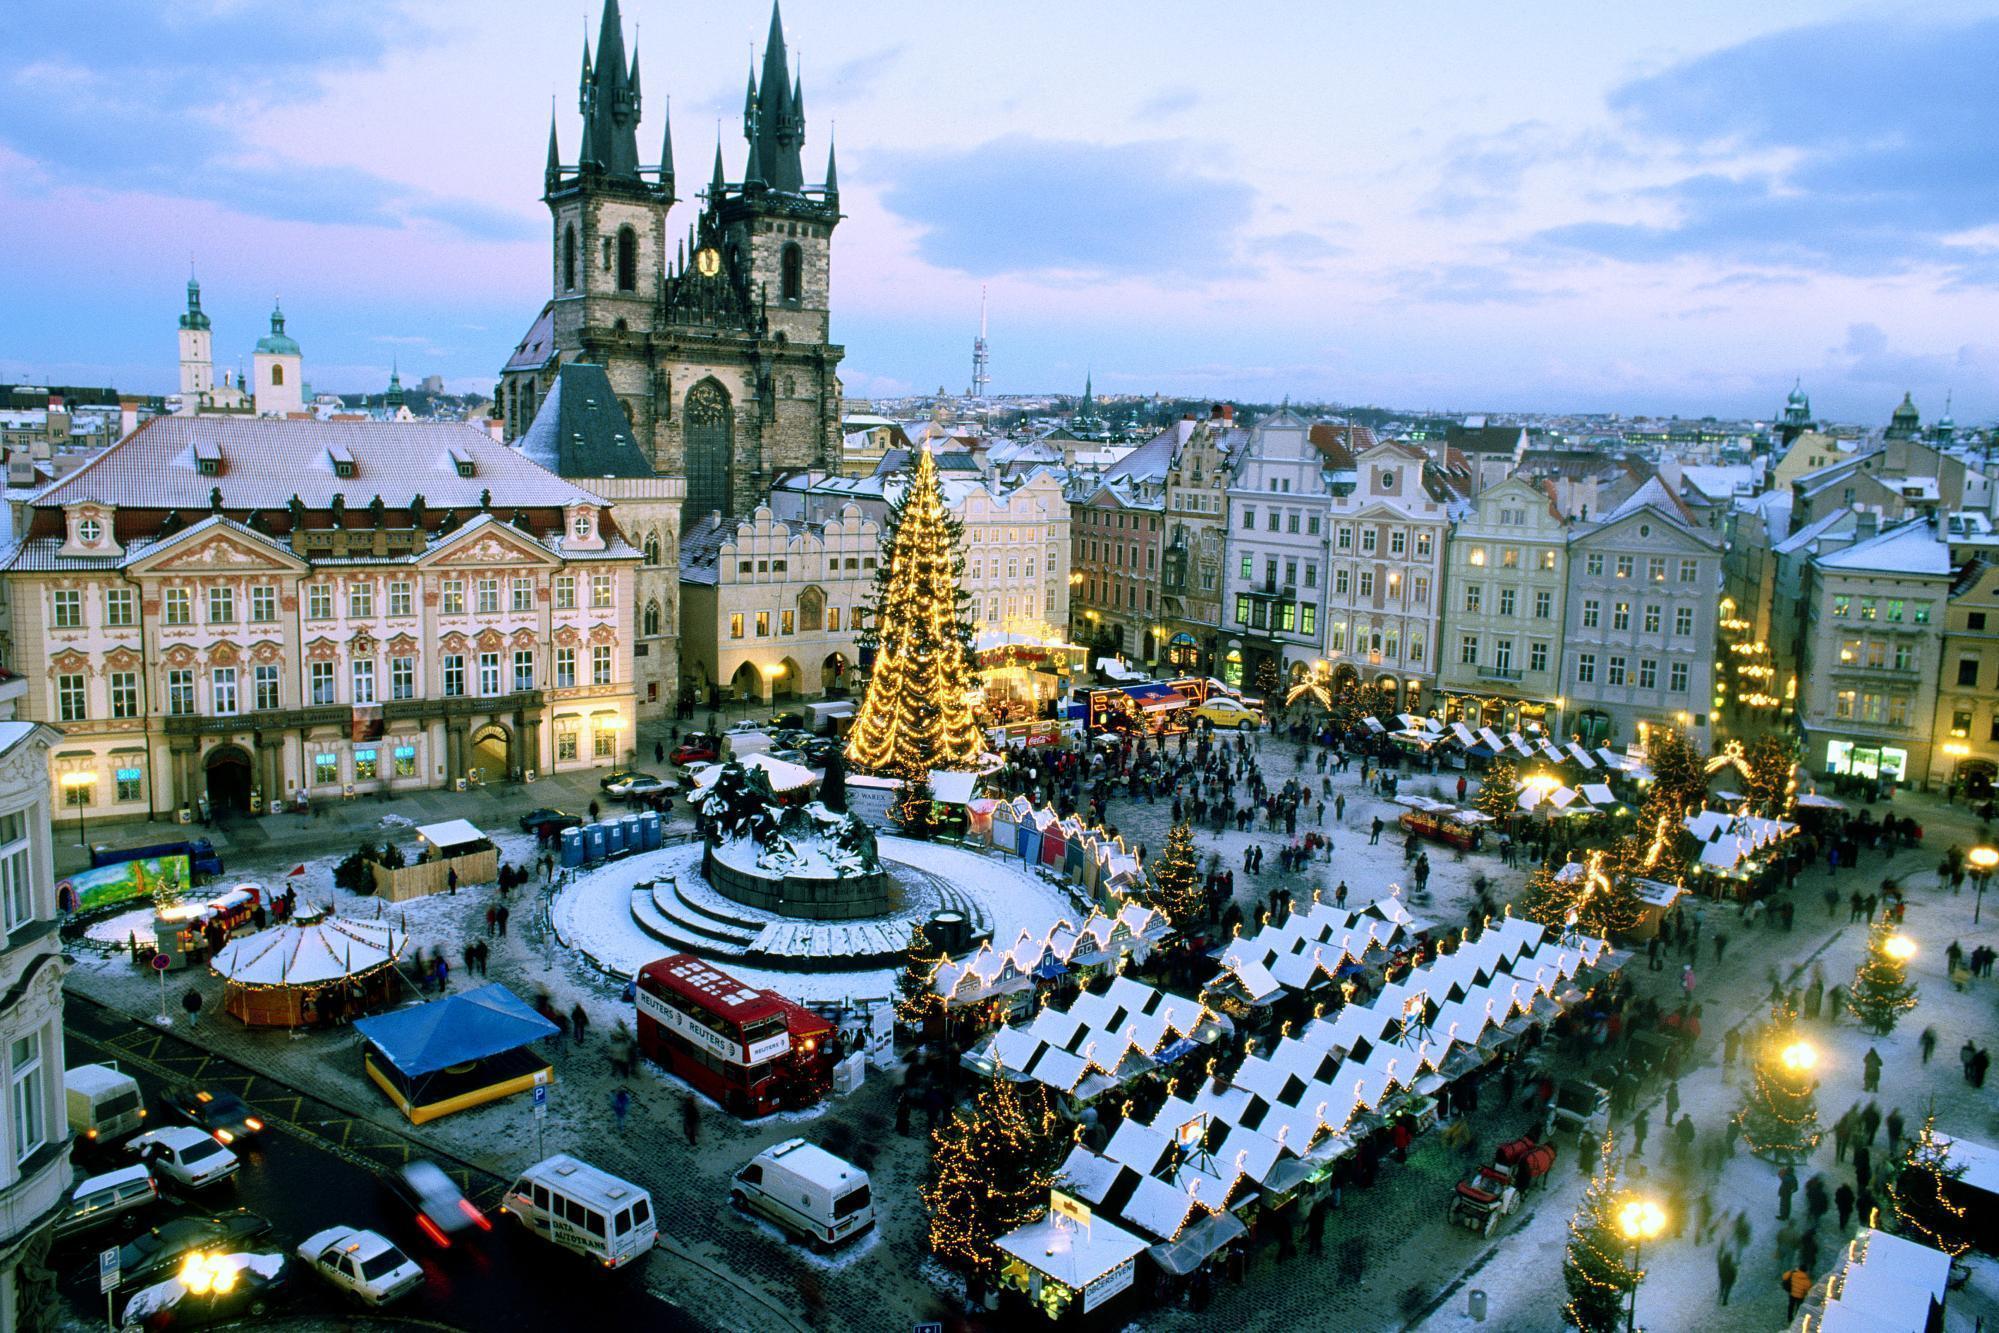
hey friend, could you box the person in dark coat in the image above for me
[1804,1174,1830,1227]
[1887,1107,1906,1156]
[1835,1182,1855,1231]
[1716,1247,1738,1306]
[1853,1144,1872,1195]
[1776,1164,1797,1219]
[570,1002,589,1042]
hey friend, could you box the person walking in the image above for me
[1886,1107,1906,1156]
[1920,1027,1938,1064]
[1777,1164,1797,1219]
[1716,1247,1738,1307]
[1834,1105,1856,1162]
[1974,1047,1991,1089]
[1781,1266,1813,1319]
[1962,1038,1979,1083]
[447,865,459,896]
[1632,1109,1650,1158]
[181,987,203,1027]
[1804,1174,1830,1228]
[1860,1102,1881,1147]
[1835,1181,1855,1231]
[1853,1144,1872,1196]
[496,904,510,936]
[570,1002,589,1043]
[485,905,498,937]
[1863,1046,1883,1093]
[612,1086,631,1131]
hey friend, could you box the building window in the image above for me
[1833,595,1850,618]
[168,669,196,715]
[1389,529,1405,554]
[1460,634,1480,666]
[104,588,135,627]
[307,584,332,620]
[393,744,416,778]
[115,768,143,803]
[163,588,191,625]
[1534,590,1552,619]
[1499,588,1516,617]
[1336,526,1352,551]
[478,652,500,696]
[1607,656,1626,687]
[1576,653,1596,683]
[354,747,378,781]
[827,607,841,632]
[1675,606,1694,637]
[1913,601,1932,625]
[1413,575,1429,605]
[390,656,414,701]
[1494,640,1514,673]
[1241,508,1255,531]
[514,650,534,692]
[755,611,770,637]
[555,576,576,610]
[443,580,465,615]
[51,588,82,629]
[592,574,613,609]
[352,660,375,705]
[562,223,577,291]
[309,661,335,704]
[1960,657,1981,687]
[1540,549,1557,571]
[11,1032,45,1164]
[557,728,578,761]
[1612,601,1631,632]
[510,577,534,613]
[1646,556,1666,583]
[56,674,86,722]
[1302,604,1317,635]
[1582,599,1600,629]
[1360,529,1378,555]
[728,614,744,640]
[111,671,138,719]
[443,655,465,697]
[1670,661,1689,692]
[1679,559,1699,584]
[1638,658,1658,690]
[250,586,276,622]
[389,581,412,617]
[62,778,91,811]
[314,753,338,786]
[1464,585,1482,613]
[1357,570,1374,598]
[555,648,576,688]
[1415,532,1433,559]
[476,579,499,614]
[1643,605,1661,634]
[212,666,238,715]
[1952,708,1973,737]
[780,242,802,301]
[1501,546,1519,569]
[592,644,612,685]
[594,723,616,759]
[1585,553,1604,577]
[616,225,638,291]
[254,664,280,711]
[346,582,372,619]
[1529,641,1549,673]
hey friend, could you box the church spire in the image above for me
[658,97,675,199]
[747,1,805,194]
[582,0,642,181]
[823,132,838,200]
[544,106,562,192]
[710,136,727,201]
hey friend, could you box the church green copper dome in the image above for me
[254,302,301,356]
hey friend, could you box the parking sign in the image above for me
[532,1083,548,1113]
[98,1246,119,1293]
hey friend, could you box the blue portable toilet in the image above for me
[605,818,626,856]
[560,825,584,869]
[618,814,640,854]
[638,810,661,850]
[584,823,607,863]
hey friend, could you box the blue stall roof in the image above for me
[355,984,559,1077]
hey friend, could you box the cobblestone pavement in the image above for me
[65,710,1999,1331]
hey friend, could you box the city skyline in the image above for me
[2,0,1996,422]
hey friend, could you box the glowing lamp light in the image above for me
[1884,935,1918,963]
[1617,1198,1666,1242]
[1780,1041,1818,1073]
[1970,847,1999,873]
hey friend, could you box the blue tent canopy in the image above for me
[355,984,558,1077]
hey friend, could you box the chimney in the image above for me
[1853,508,1878,541]
[1655,456,1683,495]
[484,417,504,443]
[118,397,139,440]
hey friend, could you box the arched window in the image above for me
[271,364,285,386]
[780,242,802,302]
[616,226,638,292]
[562,224,577,291]
[642,600,661,637]
[683,380,733,519]
[642,532,661,565]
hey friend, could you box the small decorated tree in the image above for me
[1642,728,1709,817]
[896,922,947,1034]
[1889,1106,1974,1256]
[1562,1130,1639,1332]
[1146,821,1206,931]
[925,1079,1067,1277]
[1735,1002,1824,1163]
[1520,852,1643,940]
[1475,757,1522,820]
[1741,733,1798,817]
[1847,921,1920,1034]
[895,774,940,840]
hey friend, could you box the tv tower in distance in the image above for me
[969,286,991,398]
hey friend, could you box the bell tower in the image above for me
[177,274,213,407]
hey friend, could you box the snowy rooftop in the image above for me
[1815,517,1953,576]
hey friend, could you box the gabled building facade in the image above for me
[1158,413,1235,679]
[1936,559,1999,800]
[1436,475,1569,734]
[1221,411,1332,686]
[1322,440,1452,712]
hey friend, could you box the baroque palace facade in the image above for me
[2,417,638,821]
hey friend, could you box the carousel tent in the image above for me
[210,912,407,1028]
[355,984,559,1123]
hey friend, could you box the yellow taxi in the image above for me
[1190,696,1264,730]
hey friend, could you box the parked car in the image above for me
[614,775,672,803]
[671,736,720,765]
[128,1128,240,1190]
[767,710,807,731]
[52,1166,159,1243]
[597,769,648,792]
[602,772,664,800]
[766,727,814,750]
[518,808,583,837]
[383,1160,492,1249]
[296,1226,425,1306]
[730,1139,874,1251]
[119,1251,288,1329]
[114,1211,272,1291]
[801,737,841,766]
[158,1086,264,1147]
[765,749,807,768]
[1191,696,1264,730]
[723,719,766,736]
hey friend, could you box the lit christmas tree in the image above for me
[924,1078,1066,1275]
[1735,1003,1823,1163]
[1741,733,1798,817]
[1562,1130,1640,1333]
[1641,728,1708,816]
[1847,922,1920,1034]
[1146,821,1205,930]
[1474,757,1522,820]
[895,921,947,1034]
[1889,1105,1973,1256]
[845,448,986,803]
[1520,851,1642,940]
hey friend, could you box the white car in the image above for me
[724,719,765,735]
[297,1226,424,1306]
[128,1126,239,1190]
[615,775,672,802]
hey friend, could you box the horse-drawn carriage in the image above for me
[1450,1134,1558,1236]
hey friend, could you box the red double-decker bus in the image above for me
[634,955,834,1117]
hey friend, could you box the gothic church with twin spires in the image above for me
[498,0,844,522]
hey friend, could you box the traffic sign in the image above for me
[98,1246,119,1293]
[150,953,170,972]
[532,1083,547,1114]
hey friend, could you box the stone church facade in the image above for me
[499,0,845,712]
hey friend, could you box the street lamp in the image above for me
[1616,1197,1665,1333]
[60,772,91,848]
[1884,934,1918,964]
[1779,1040,1818,1074]
[760,661,784,707]
[1970,846,1998,925]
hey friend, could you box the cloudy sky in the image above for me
[3,0,1996,423]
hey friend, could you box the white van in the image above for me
[731,1139,874,1250]
[53,1165,158,1241]
[66,1063,146,1145]
[501,1155,655,1269]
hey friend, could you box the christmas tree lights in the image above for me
[1740,734,1798,818]
[896,921,947,1033]
[924,1078,1066,1275]
[1562,1129,1640,1332]
[1735,1002,1823,1163]
[1847,921,1920,1034]
[845,448,986,799]
[1521,851,1643,940]
[1474,757,1521,821]
[1146,821,1205,930]
[1889,1105,1972,1256]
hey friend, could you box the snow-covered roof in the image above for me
[415,819,486,851]
[995,1210,1147,1288]
[1814,517,1953,576]
[211,913,405,985]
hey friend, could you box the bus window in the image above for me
[584,1209,606,1238]
[834,1185,872,1219]
[532,1184,550,1211]
[614,1207,631,1235]
[631,1198,651,1226]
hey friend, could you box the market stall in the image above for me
[210,910,406,1028]
[355,983,558,1123]
[995,1193,1149,1322]
[373,819,497,901]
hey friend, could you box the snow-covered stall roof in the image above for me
[995,1209,1148,1292]
[415,819,487,854]
[212,913,405,985]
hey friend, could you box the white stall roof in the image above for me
[415,819,485,849]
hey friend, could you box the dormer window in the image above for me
[448,446,475,478]
[572,514,592,539]
[327,442,356,479]
[78,518,101,544]
[194,440,221,476]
